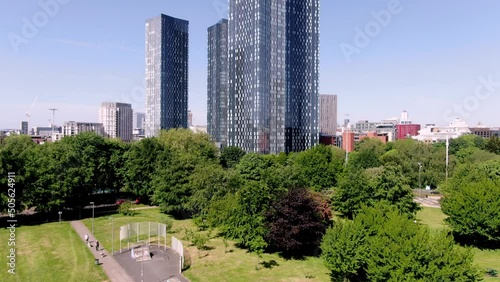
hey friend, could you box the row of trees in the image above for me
[1,130,499,278]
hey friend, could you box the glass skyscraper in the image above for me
[145,14,189,137]
[207,19,228,148]
[227,0,320,154]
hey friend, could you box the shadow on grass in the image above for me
[201,245,215,251]
[260,259,279,269]
[453,232,500,250]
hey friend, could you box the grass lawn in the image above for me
[0,222,107,282]
[83,208,330,282]
[417,207,500,281]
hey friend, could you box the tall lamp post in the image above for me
[417,162,422,198]
[58,211,62,223]
[109,216,114,256]
[90,202,95,234]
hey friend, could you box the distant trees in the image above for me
[21,132,125,212]
[332,165,418,219]
[220,146,246,169]
[0,135,36,212]
[321,204,481,281]
[486,135,500,155]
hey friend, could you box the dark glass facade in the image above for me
[227,0,319,154]
[207,19,228,148]
[145,14,189,137]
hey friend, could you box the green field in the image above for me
[0,221,107,282]
[417,207,500,281]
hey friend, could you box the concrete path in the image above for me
[414,196,442,208]
[70,221,134,282]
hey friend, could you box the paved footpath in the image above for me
[71,221,134,282]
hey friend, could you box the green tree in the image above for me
[122,137,164,202]
[220,146,246,168]
[152,129,219,216]
[380,139,452,189]
[321,204,481,281]
[321,219,368,281]
[0,135,36,212]
[222,181,276,250]
[236,153,274,182]
[293,145,344,191]
[331,169,371,219]
[332,165,418,219]
[449,134,486,154]
[486,135,500,154]
[187,165,242,217]
[455,147,500,165]
[349,138,386,170]
[442,178,500,246]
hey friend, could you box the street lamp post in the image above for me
[417,162,422,198]
[109,216,114,256]
[90,202,95,234]
[58,211,62,223]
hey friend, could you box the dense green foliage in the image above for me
[321,204,481,281]
[332,165,419,219]
[442,159,500,246]
[2,130,500,267]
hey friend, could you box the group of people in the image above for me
[84,233,100,251]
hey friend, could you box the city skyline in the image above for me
[1,1,500,129]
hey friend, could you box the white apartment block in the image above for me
[99,102,133,142]
[62,121,105,137]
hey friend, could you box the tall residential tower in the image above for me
[145,14,189,137]
[227,0,320,153]
[207,19,229,148]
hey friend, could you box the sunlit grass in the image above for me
[0,222,107,282]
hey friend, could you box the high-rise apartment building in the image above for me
[20,121,28,135]
[145,14,189,137]
[133,112,145,130]
[99,102,133,142]
[207,19,228,147]
[319,94,338,136]
[227,0,320,154]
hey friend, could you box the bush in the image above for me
[486,268,498,277]
[118,201,134,216]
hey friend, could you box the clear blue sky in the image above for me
[1,0,500,129]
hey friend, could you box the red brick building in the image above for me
[396,124,421,140]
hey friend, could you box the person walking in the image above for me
[96,240,100,251]
[85,234,89,244]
